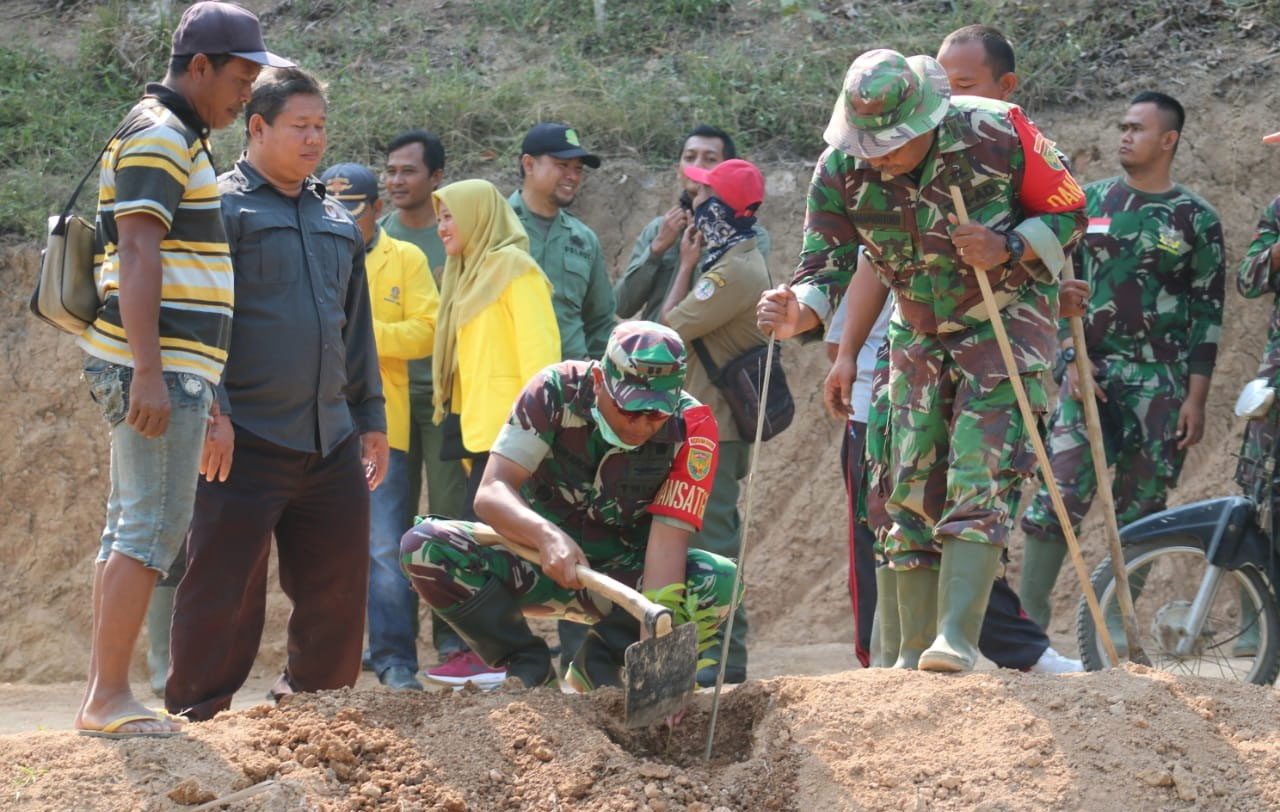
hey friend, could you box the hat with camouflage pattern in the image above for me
[600,321,686,415]
[824,49,951,159]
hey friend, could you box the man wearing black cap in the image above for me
[508,123,616,362]
[320,162,439,692]
[74,0,289,737]
[506,122,617,676]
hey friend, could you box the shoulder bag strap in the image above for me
[690,338,723,384]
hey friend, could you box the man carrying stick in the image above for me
[758,49,1085,672]
[1018,92,1226,632]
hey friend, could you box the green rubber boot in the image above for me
[146,584,176,698]
[869,567,900,668]
[920,539,1002,673]
[1019,534,1068,631]
[892,566,939,670]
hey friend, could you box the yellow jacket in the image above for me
[452,269,561,453]
[368,228,438,451]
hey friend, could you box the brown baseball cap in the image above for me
[171,1,294,68]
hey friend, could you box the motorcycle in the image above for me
[1075,379,1280,685]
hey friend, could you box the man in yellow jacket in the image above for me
[321,163,439,691]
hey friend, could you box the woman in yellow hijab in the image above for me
[431,179,560,501]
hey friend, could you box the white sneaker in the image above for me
[1030,646,1083,674]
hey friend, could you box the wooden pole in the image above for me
[948,186,1120,666]
[1063,264,1148,663]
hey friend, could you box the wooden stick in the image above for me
[188,780,276,812]
[705,334,775,761]
[1063,264,1148,663]
[948,186,1120,666]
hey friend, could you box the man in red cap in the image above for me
[658,158,770,686]
[74,1,290,737]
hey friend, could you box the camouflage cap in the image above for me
[600,321,686,414]
[824,49,951,159]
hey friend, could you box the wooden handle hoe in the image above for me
[1062,264,1148,664]
[948,186,1120,666]
[471,524,698,728]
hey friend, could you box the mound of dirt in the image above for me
[4,667,1280,811]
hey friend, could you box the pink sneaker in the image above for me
[422,651,507,689]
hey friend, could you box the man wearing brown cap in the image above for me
[74,1,289,737]
[758,49,1086,673]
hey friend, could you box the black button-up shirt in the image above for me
[217,157,385,455]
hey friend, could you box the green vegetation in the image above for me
[1,0,1275,238]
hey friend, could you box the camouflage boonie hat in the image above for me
[824,49,951,159]
[601,321,686,414]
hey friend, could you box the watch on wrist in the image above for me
[1061,346,1077,363]
[1004,231,1025,263]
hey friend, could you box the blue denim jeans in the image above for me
[367,448,419,676]
[84,357,213,577]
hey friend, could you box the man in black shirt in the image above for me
[166,66,388,721]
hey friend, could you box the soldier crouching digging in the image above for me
[399,322,739,689]
[758,50,1086,672]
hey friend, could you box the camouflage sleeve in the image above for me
[489,364,565,472]
[1238,196,1280,299]
[648,404,719,532]
[1187,205,1227,376]
[789,147,863,328]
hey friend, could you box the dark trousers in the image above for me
[843,421,1049,670]
[166,428,370,721]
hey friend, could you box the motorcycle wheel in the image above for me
[1075,538,1280,685]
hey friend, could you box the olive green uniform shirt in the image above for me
[507,190,616,360]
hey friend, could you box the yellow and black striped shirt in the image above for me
[77,85,233,383]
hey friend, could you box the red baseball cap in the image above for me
[682,158,764,217]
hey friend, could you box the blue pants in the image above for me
[367,448,419,677]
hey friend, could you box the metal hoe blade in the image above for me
[623,621,698,728]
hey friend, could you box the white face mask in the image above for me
[591,404,642,451]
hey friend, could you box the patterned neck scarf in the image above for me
[695,196,757,271]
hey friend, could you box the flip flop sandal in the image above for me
[77,712,186,738]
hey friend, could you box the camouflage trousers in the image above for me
[881,324,1045,571]
[399,517,738,625]
[1021,358,1187,545]
[1237,413,1280,498]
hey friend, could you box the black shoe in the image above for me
[379,664,424,692]
[695,664,746,688]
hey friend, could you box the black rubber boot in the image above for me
[565,605,639,691]
[438,579,551,687]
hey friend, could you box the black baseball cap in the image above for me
[171,1,294,68]
[320,163,379,217]
[520,123,601,168]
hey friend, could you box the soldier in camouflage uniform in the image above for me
[399,321,738,688]
[1019,92,1226,630]
[1232,194,1280,655]
[758,49,1085,672]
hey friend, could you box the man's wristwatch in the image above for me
[1004,231,1025,264]
[1061,346,1077,363]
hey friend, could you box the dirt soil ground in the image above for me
[6,1,1280,810]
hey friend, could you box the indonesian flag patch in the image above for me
[1087,217,1111,234]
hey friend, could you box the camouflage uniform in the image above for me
[400,349,738,668]
[1021,178,1226,557]
[793,95,1085,570]
[1236,196,1280,488]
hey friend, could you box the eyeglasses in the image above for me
[616,405,668,419]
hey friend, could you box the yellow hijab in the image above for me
[431,179,551,423]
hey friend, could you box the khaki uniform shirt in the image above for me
[664,239,771,442]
